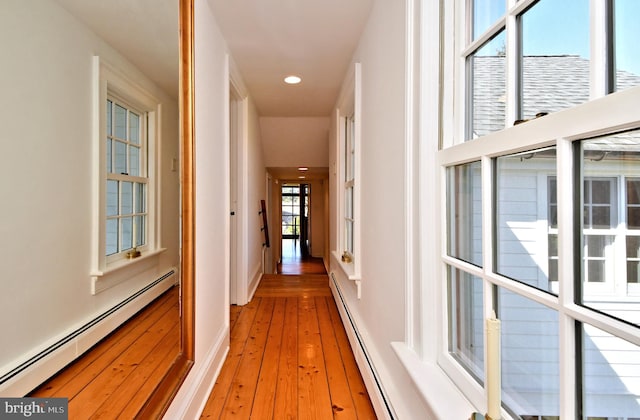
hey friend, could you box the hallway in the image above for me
[201,274,376,419]
[27,269,374,419]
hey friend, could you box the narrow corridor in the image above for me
[200,273,376,419]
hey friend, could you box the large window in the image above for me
[91,57,163,294]
[440,1,640,418]
[335,62,361,279]
[344,115,356,256]
[106,96,148,258]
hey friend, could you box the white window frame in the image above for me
[105,94,149,262]
[344,114,356,256]
[90,57,165,294]
[434,1,640,418]
[334,62,362,289]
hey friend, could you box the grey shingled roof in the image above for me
[472,55,640,138]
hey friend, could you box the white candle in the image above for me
[486,311,501,419]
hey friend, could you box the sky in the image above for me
[474,0,640,76]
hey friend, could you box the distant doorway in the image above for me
[278,183,326,275]
[280,183,309,257]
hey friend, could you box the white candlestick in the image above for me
[486,311,501,419]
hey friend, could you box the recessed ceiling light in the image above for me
[284,75,302,84]
[298,167,308,171]
[298,176,306,179]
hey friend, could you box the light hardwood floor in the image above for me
[28,286,180,419]
[200,274,377,419]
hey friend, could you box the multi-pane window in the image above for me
[344,115,355,257]
[106,96,147,258]
[440,1,640,418]
[463,0,640,141]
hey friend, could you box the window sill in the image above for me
[391,342,477,420]
[331,250,360,280]
[91,248,167,294]
[331,250,361,298]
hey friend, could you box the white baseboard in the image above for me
[329,273,396,420]
[0,269,177,397]
[246,263,262,303]
[162,327,229,419]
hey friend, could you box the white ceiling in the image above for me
[55,0,373,173]
[209,0,373,117]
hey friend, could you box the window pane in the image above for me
[628,179,640,204]
[469,31,506,139]
[614,0,640,92]
[448,266,484,383]
[345,186,353,219]
[135,183,145,213]
[106,138,112,174]
[106,100,112,136]
[106,180,119,217]
[114,104,127,139]
[129,112,140,145]
[134,215,145,247]
[345,220,354,255]
[627,236,640,284]
[129,145,140,176]
[581,132,640,326]
[583,179,615,229]
[521,0,590,120]
[582,324,640,418]
[114,141,127,174]
[627,179,640,228]
[496,147,557,293]
[447,161,483,266]
[121,181,133,215]
[121,217,132,250]
[548,234,558,283]
[548,178,557,229]
[106,218,118,255]
[472,0,505,41]
[499,289,559,418]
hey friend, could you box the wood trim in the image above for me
[138,0,196,417]
[178,0,196,363]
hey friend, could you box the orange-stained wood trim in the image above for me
[138,0,196,416]
[178,0,196,364]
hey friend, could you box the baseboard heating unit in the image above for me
[330,272,397,420]
[0,269,176,396]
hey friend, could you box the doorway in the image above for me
[280,183,309,259]
[278,183,326,275]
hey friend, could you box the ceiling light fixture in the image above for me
[284,75,302,84]
[298,167,308,171]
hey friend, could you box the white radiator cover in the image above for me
[330,272,397,420]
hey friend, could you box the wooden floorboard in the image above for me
[28,286,179,419]
[201,269,377,419]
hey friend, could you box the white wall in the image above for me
[0,0,179,394]
[329,0,433,418]
[260,117,330,167]
[245,97,267,297]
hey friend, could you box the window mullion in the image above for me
[556,137,577,419]
[591,0,613,98]
[505,8,519,126]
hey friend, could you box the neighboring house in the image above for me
[460,55,640,418]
